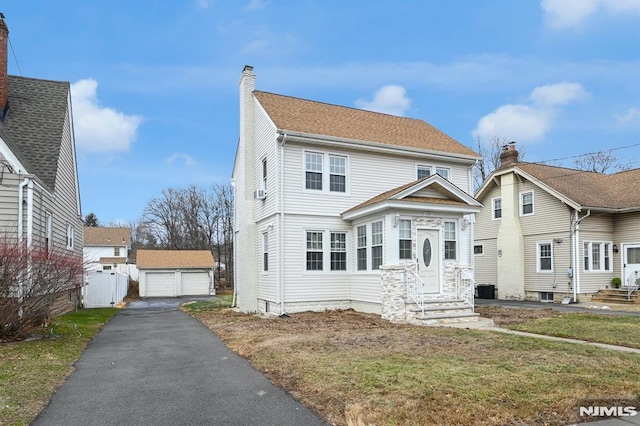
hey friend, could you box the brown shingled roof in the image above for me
[84,227,131,246]
[136,250,215,269]
[507,163,640,209]
[254,91,478,157]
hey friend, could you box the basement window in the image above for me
[540,292,554,303]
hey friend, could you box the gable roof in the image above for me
[136,250,215,269]
[342,174,482,220]
[0,76,70,192]
[253,91,478,158]
[477,162,640,211]
[84,227,131,246]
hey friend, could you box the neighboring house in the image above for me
[137,250,215,297]
[233,65,482,321]
[83,227,131,274]
[474,144,640,302]
[0,18,83,314]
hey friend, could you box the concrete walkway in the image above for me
[33,298,327,426]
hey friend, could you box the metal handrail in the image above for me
[456,267,475,309]
[405,264,425,315]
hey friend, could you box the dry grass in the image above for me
[188,307,640,426]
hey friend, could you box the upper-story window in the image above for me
[114,247,120,256]
[492,198,502,220]
[417,165,431,179]
[520,191,534,216]
[435,167,450,180]
[262,158,267,192]
[305,151,348,193]
[329,155,346,192]
[305,152,323,190]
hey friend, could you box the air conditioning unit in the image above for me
[254,189,266,200]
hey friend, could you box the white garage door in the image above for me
[145,272,176,297]
[181,272,210,296]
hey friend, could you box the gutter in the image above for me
[18,178,29,241]
[572,209,591,302]
[278,133,288,315]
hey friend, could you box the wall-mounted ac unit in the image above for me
[254,189,266,200]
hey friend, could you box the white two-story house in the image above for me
[233,66,482,321]
[83,227,131,274]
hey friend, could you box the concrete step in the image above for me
[409,304,472,313]
[591,296,637,304]
[414,312,479,321]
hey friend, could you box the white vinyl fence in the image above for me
[83,271,128,308]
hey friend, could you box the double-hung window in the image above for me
[263,233,269,272]
[66,225,74,250]
[435,167,450,180]
[537,242,553,272]
[357,226,367,271]
[583,242,612,272]
[371,221,383,269]
[262,158,267,192]
[330,232,347,271]
[444,222,456,260]
[399,219,412,260]
[305,153,323,190]
[492,198,502,220]
[306,231,323,270]
[417,165,431,179]
[329,155,346,192]
[114,247,120,256]
[521,191,534,216]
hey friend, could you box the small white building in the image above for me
[83,227,131,274]
[137,250,215,297]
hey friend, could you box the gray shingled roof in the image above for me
[1,75,69,192]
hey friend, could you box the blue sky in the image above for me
[3,0,639,224]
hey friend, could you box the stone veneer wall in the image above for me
[380,265,407,322]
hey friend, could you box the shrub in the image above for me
[611,277,622,288]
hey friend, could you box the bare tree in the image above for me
[1,238,84,340]
[573,150,632,173]
[128,220,158,262]
[473,137,524,190]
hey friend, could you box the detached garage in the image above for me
[137,250,215,297]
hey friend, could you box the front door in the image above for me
[417,229,440,293]
[623,244,640,287]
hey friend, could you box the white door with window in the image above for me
[417,229,440,293]
[623,244,640,288]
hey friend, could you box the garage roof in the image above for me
[136,250,215,269]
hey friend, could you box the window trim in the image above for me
[262,232,269,273]
[371,221,384,270]
[330,232,347,271]
[357,225,367,271]
[416,164,432,180]
[537,242,553,273]
[303,150,349,195]
[398,219,412,260]
[305,230,324,271]
[45,212,53,253]
[492,197,502,220]
[583,241,613,272]
[261,157,268,193]
[520,190,534,217]
[114,247,120,257]
[444,221,457,260]
[435,167,450,181]
[66,224,74,250]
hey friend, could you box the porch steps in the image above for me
[407,298,478,324]
[591,289,638,304]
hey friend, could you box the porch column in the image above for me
[380,265,406,322]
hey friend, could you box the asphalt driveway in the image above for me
[33,299,327,426]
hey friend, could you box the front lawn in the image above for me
[0,308,118,426]
[189,307,640,426]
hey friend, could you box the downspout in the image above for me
[26,180,34,248]
[279,133,288,315]
[572,209,591,302]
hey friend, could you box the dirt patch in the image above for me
[475,305,560,326]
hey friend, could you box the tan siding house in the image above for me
[0,17,83,315]
[475,144,640,302]
[233,65,482,321]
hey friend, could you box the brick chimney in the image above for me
[499,142,519,167]
[0,15,8,116]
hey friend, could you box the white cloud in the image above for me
[70,79,142,153]
[196,0,211,9]
[165,153,196,167]
[355,85,412,116]
[244,0,269,11]
[616,107,640,124]
[541,0,640,29]
[529,82,589,107]
[473,82,588,142]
